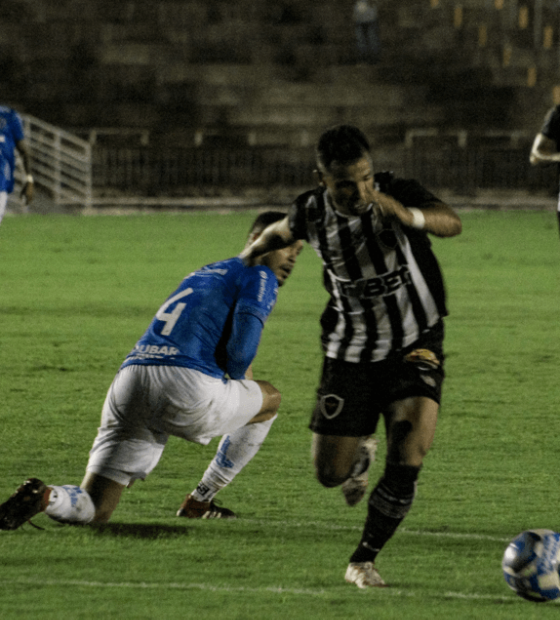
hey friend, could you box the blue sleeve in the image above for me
[225,264,278,379]
[9,111,24,143]
[226,311,264,379]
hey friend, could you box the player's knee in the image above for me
[259,381,281,415]
[315,463,348,488]
[382,463,421,496]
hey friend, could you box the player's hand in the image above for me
[367,188,406,219]
[21,180,34,205]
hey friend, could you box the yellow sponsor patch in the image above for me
[404,348,440,368]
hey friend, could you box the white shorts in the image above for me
[86,364,264,486]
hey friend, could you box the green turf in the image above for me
[0,209,559,619]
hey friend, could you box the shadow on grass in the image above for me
[89,522,193,539]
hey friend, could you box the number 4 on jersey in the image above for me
[156,288,193,336]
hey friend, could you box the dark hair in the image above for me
[316,125,370,173]
[249,211,286,237]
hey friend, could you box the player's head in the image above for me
[247,211,287,239]
[315,125,375,216]
[246,211,303,287]
[316,125,371,174]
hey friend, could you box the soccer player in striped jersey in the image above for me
[530,103,560,233]
[240,124,462,588]
[0,212,303,528]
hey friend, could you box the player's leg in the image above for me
[309,357,379,503]
[177,378,281,519]
[312,433,366,487]
[0,191,8,224]
[0,367,165,530]
[0,477,99,530]
[79,472,125,523]
[347,396,439,586]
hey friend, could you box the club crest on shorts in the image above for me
[320,394,344,419]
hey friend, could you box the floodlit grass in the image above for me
[0,209,559,619]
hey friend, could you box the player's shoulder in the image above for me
[293,187,323,209]
[290,186,326,221]
[377,172,441,206]
[0,105,20,120]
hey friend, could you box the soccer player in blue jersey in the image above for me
[0,105,34,224]
[0,212,303,528]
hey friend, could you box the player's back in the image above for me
[122,256,276,378]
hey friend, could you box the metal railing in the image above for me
[19,114,93,212]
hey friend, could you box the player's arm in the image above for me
[226,311,264,380]
[530,133,560,166]
[239,216,295,266]
[16,139,34,204]
[369,189,462,238]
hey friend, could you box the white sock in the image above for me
[192,415,277,502]
[44,485,96,524]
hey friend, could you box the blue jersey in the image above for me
[0,106,24,193]
[122,257,278,380]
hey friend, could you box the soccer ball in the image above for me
[502,529,560,602]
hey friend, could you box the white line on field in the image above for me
[0,577,532,602]
[243,519,511,543]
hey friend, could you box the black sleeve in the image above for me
[287,190,316,241]
[541,106,560,146]
[388,177,443,208]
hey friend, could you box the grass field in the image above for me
[0,208,559,619]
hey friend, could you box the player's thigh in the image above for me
[312,433,366,487]
[86,366,168,487]
[159,368,267,442]
[309,357,381,437]
[384,396,439,466]
[80,472,125,524]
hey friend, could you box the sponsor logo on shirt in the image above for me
[127,344,180,361]
[335,265,411,299]
[257,270,268,302]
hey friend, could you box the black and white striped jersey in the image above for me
[287,175,448,363]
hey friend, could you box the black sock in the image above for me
[350,464,420,564]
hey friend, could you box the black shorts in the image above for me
[309,322,445,437]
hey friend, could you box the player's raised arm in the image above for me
[530,133,560,166]
[239,215,295,265]
[366,186,462,239]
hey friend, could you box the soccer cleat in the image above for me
[345,561,387,588]
[0,478,49,530]
[342,436,378,507]
[176,494,237,519]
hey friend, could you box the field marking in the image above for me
[243,519,511,543]
[1,576,531,602]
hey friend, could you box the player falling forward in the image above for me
[240,125,462,588]
[0,212,303,528]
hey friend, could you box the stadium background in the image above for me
[2,0,560,214]
[2,3,560,616]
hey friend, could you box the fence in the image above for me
[91,142,558,196]
[19,114,93,211]
[12,119,558,210]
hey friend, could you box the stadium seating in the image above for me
[2,0,559,198]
